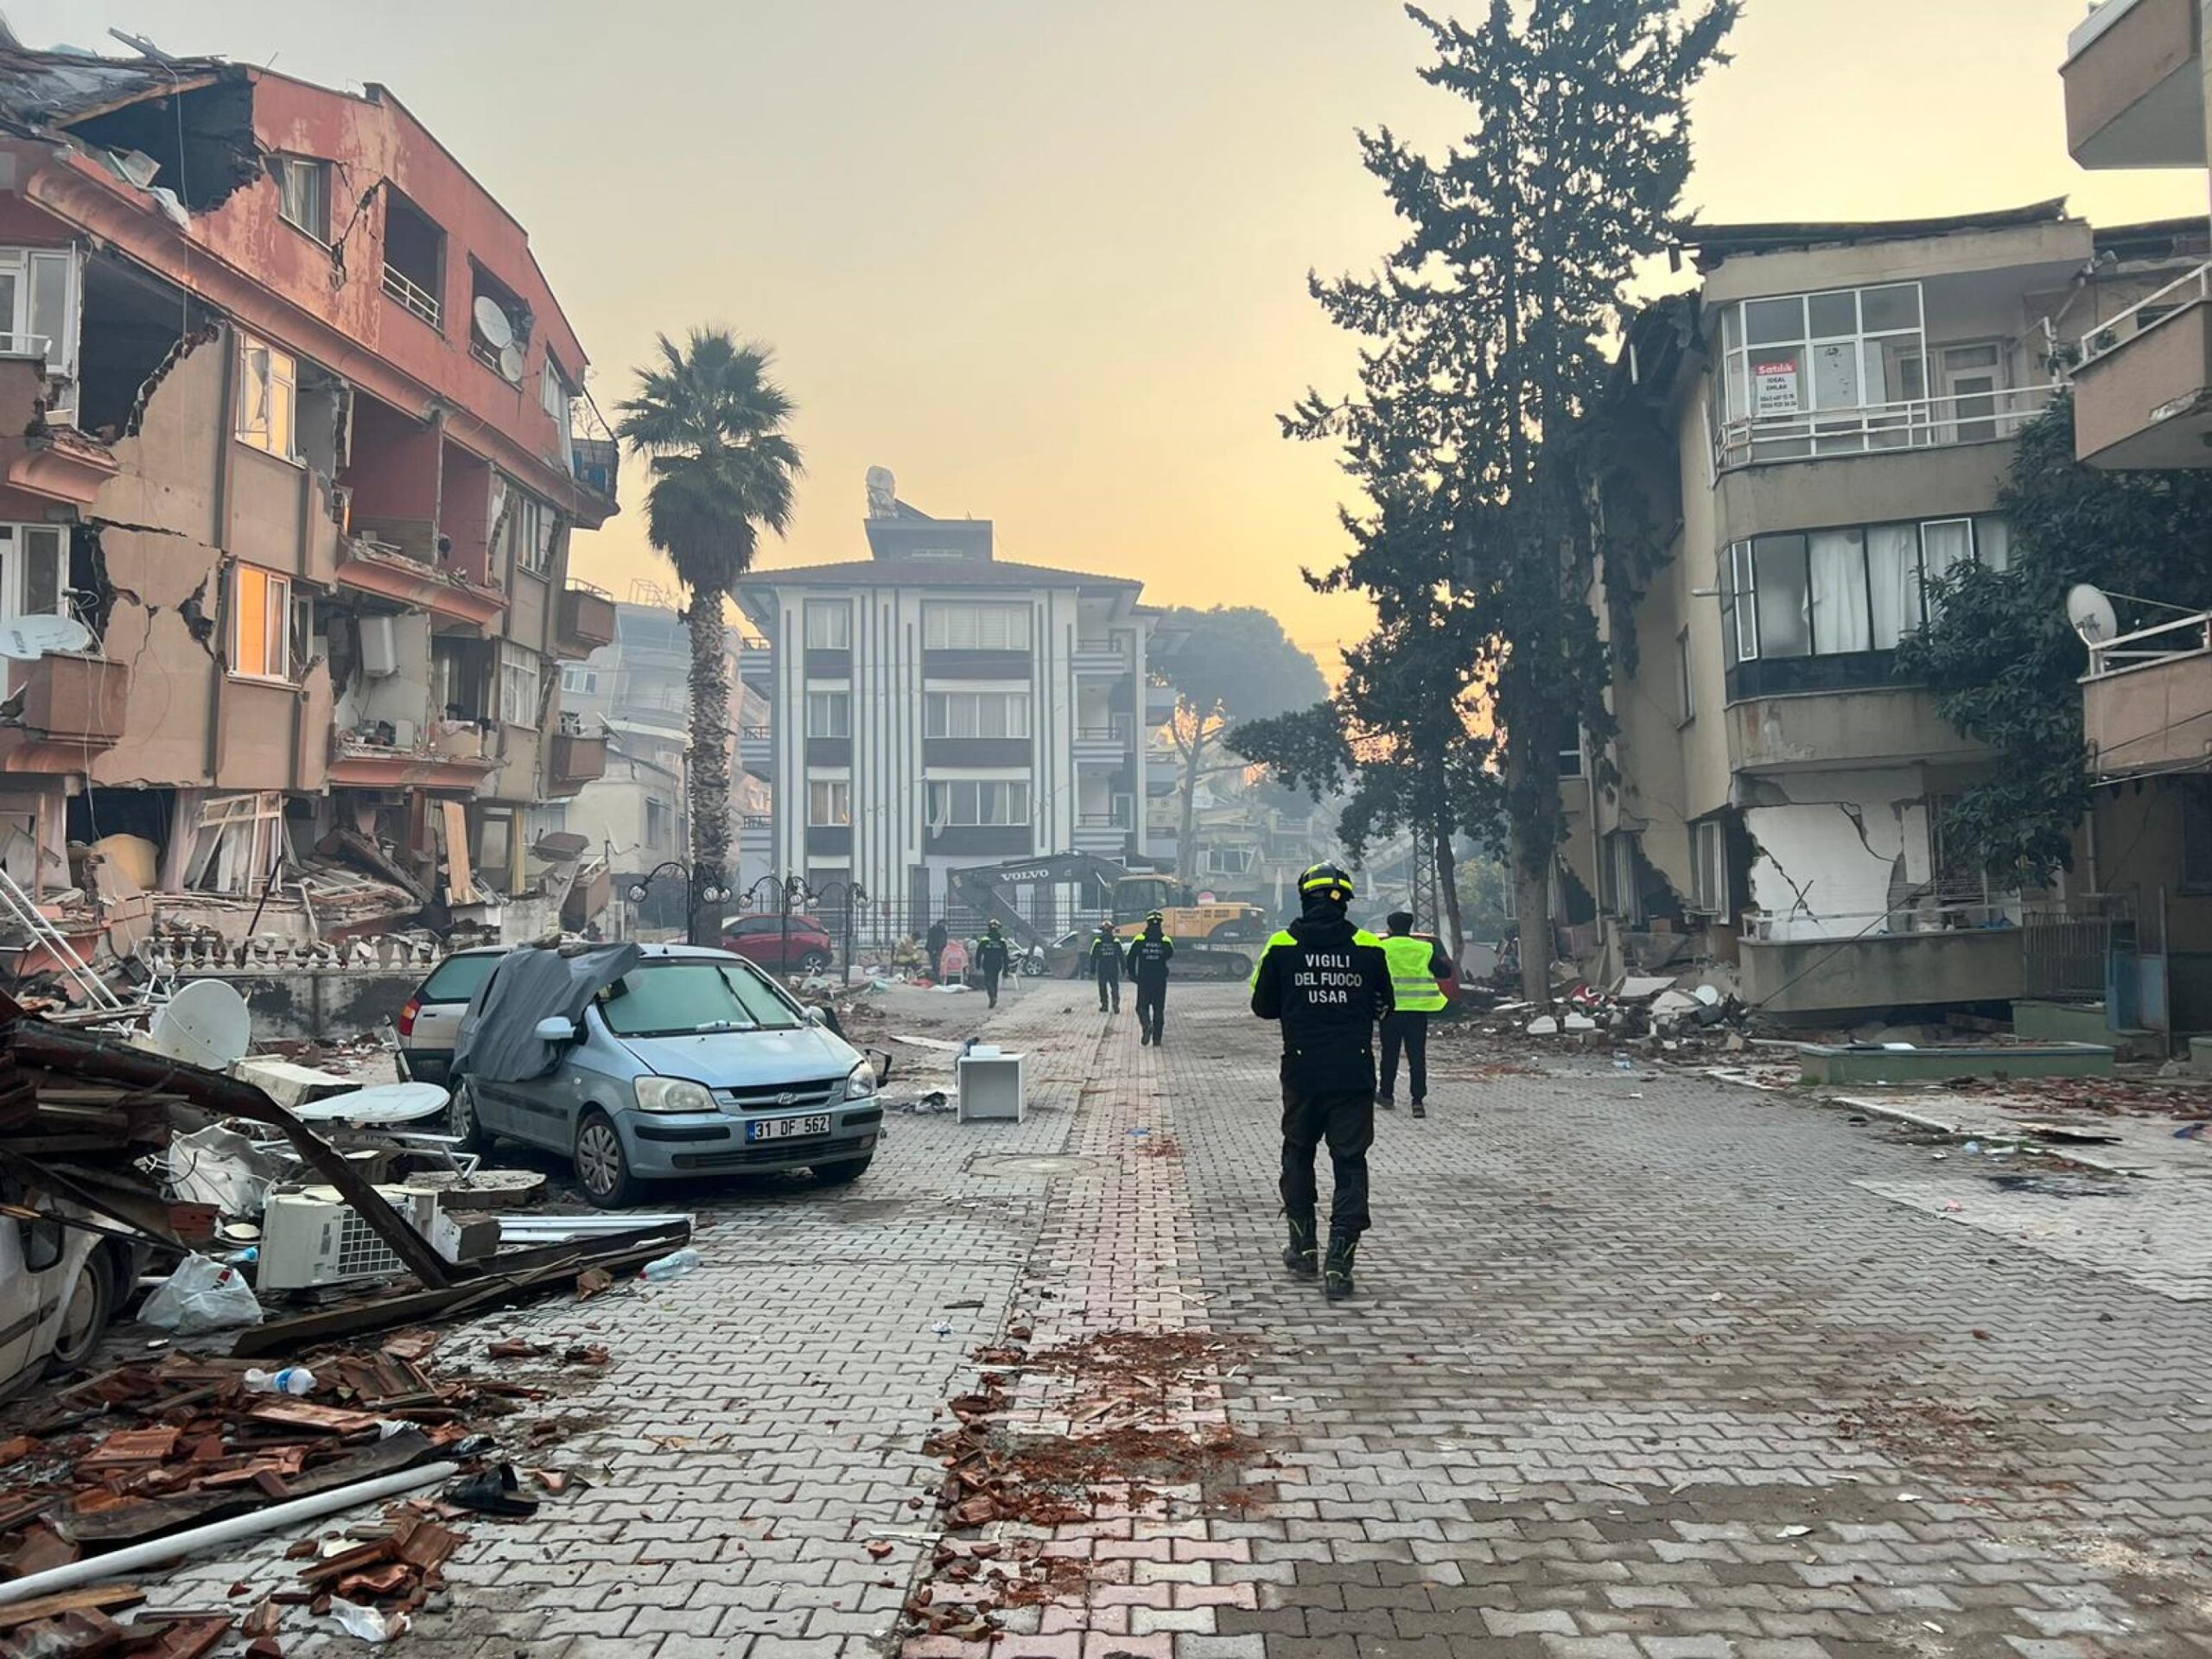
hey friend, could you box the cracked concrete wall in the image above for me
[1743,768,1931,942]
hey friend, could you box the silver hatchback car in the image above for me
[449,944,883,1207]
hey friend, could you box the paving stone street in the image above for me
[155,980,2212,1658]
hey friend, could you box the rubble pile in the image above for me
[0,1332,550,1655]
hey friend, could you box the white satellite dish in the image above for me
[291,1082,451,1126]
[472,296,514,350]
[150,979,253,1071]
[0,614,93,661]
[497,342,526,384]
[2066,582,2120,645]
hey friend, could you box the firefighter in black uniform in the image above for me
[1249,862,1393,1300]
[1125,912,1174,1046]
[974,921,1012,1009]
[1089,921,1122,1013]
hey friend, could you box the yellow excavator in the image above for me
[948,855,1269,980]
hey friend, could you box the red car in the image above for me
[721,913,836,973]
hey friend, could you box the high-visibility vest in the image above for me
[1382,933,1446,1013]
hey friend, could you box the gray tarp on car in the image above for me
[453,944,642,1084]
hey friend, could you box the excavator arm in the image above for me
[946,853,1130,950]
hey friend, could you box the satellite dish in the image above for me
[472,296,513,349]
[0,614,93,660]
[290,1082,451,1126]
[149,980,253,1071]
[865,466,897,518]
[2066,582,2120,645]
[498,342,526,384]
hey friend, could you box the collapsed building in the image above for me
[0,42,620,994]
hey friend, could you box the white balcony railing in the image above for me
[382,264,442,329]
[2078,262,2212,369]
[2084,610,2212,679]
[1714,383,2057,472]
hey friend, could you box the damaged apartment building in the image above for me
[1565,201,2209,1023]
[0,43,620,970]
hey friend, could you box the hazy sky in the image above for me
[22,1,2206,666]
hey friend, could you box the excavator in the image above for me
[946,854,1271,981]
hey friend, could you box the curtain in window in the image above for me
[1922,520,1974,589]
[1751,536,1811,658]
[1866,524,1921,647]
[1808,530,1870,653]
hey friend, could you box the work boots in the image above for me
[1323,1229,1359,1301]
[1281,1213,1318,1279]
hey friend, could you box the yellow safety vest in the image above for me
[1382,934,1446,1013]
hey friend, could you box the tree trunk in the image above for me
[685,593,733,943]
[1433,817,1464,967]
[1504,741,1552,1008]
[1177,714,1208,886]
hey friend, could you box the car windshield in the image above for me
[596,960,804,1037]
[421,952,502,1004]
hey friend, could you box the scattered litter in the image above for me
[1776,1525,1812,1539]
[326,1599,410,1643]
[140,1255,264,1335]
[639,1248,702,1283]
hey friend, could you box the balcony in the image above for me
[2063,0,2202,169]
[1144,682,1178,727]
[336,537,505,632]
[0,653,128,771]
[1726,677,1983,773]
[1074,716,1132,764]
[327,723,499,792]
[556,583,618,659]
[1713,384,2056,473]
[739,724,772,772]
[547,732,608,797]
[2073,267,2212,468]
[2083,611,2212,779]
[570,436,619,505]
[737,637,773,683]
[739,812,773,851]
[1739,923,2024,1021]
[1071,639,1128,676]
[381,264,442,329]
[1074,810,1134,856]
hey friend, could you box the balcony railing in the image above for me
[381,264,442,329]
[740,724,773,741]
[2079,262,2212,368]
[1077,809,1134,831]
[1714,384,2057,472]
[2085,609,2212,677]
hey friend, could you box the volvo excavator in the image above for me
[946,855,1270,982]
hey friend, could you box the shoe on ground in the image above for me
[1282,1214,1318,1279]
[1323,1230,1358,1301]
[1378,1095,1395,1111]
[1410,1099,1427,1119]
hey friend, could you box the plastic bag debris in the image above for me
[140,1255,264,1334]
[165,1124,281,1218]
[327,1599,410,1643]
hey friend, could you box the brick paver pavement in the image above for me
[136,980,2212,1657]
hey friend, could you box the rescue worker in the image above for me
[1250,862,1393,1301]
[925,917,949,982]
[1378,911,1452,1119]
[1125,912,1174,1046]
[974,920,1011,1009]
[1089,921,1122,1013]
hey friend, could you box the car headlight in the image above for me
[844,1062,878,1101]
[633,1077,717,1114]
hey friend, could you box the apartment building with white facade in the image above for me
[735,478,1155,931]
[1568,202,2203,1020]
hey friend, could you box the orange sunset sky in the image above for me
[22,0,2206,670]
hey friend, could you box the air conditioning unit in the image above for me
[257,1185,440,1291]
[359,615,399,678]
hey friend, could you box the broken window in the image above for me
[382,191,445,330]
[182,792,287,896]
[235,332,297,461]
[0,247,82,414]
[1688,819,1726,916]
[497,644,541,726]
[0,525,67,624]
[232,564,290,680]
[268,155,330,241]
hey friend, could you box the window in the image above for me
[924,603,1031,652]
[925,689,1032,738]
[498,645,542,726]
[1602,831,1643,926]
[469,269,531,379]
[381,191,445,329]
[808,779,852,826]
[926,779,1030,827]
[645,796,671,850]
[512,492,556,576]
[268,155,329,241]
[1689,820,1726,917]
[804,601,851,649]
[232,565,290,680]
[561,665,600,696]
[1202,846,1254,876]
[541,356,572,423]
[1556,736,1585,779]
[1675,628,1694,723]
[0,248,79,389]
[806,690,851,738]
[0,524,66,623]
[235,334,297,460]
[1725,517,2009,663]
[1719,283,1924,425]
[183,792,285,895]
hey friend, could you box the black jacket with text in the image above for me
[1249,914,1394,1092]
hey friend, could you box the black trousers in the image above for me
[982,967,1001,1007]
[1094,962,1120,1010]
[1380,1011,1430,1101]
[1135,982,1166,1040]
[1280,1081,1375,1235]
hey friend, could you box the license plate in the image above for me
[747,1114,831,1143]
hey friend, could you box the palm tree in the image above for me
[615,331,802,935]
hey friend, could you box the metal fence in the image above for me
[2021,901,2113,1002]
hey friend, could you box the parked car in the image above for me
[395,945,508,1085]
[721,913,836,975]
[449,944,886,1207]
[0,1185,143,1399]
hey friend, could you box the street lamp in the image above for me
[626,861,730,946]
[811,878,868,983]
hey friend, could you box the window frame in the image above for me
[1724,515,2007,665]
[923,603,1033,652]
[269,154,331,242]
[512,491,556,578]
[498,644,543,727]
[924,688,1033,739]
[561,665,600,696]
[234,332,300,462]
[1675,627,1695,725]
[0,524,67,624]
[807,779,852,827]
[230,564,291,683]
[0,247,80,394]
[803,601,852,650]
[1688,819,1726,917]
[806,689,852,739]
[926,778,1032,827]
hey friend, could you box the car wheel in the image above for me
[814,1154,873,1187]
[574,1110,642,1209]
[798,950,832,974]
[449,1077,494,1153]
[1020,956,1047,977]
[45,1246,117,1374]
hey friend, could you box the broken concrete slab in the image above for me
[1798,1041,2114,1085]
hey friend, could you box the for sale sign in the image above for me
[1753,356,1801,416]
